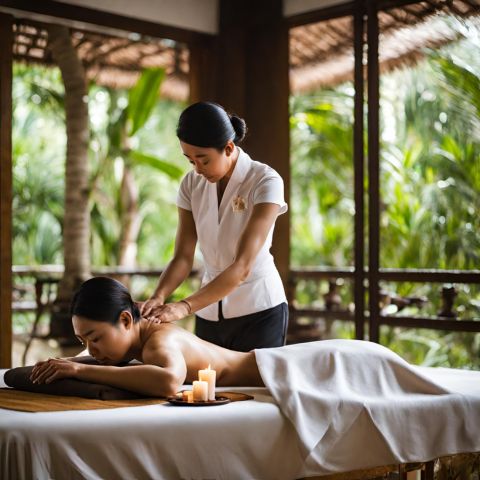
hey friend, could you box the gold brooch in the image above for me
[232,195,247,212]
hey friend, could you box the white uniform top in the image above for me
[176,147,288,320]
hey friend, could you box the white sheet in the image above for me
[255,339,480,477]
[0,381,303,480]
[2,340,480,480]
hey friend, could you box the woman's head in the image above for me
[177,102,247,149]
[176,102,247,182]
[71,277,140,364]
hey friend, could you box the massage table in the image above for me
[1,341,480,480]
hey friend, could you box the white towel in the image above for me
[255,339,480,475]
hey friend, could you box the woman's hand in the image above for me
[29,358,82,385]
[140,297,165,318]
[146,302,190,324]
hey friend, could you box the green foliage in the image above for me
[129,150,183,180]
[13,65,188,268]
[127,68,166,136]
[290,17,480,368]
[87,69,187,267]
[290,86,355,267]
[12,63,65,265]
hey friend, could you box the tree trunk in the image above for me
[118,163,140,286]
[47,24,90,345]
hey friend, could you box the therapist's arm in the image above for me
[155,202,281,322]
[141,207,197,317]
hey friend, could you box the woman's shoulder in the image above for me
[245,157,283,185]
[242,149,282,181]
[142,323,194,349]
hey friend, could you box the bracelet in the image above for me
[179,299,192,315]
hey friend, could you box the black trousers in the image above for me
[195,302,289,352]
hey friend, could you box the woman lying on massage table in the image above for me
[29,276,448,402]
[30,276,264,396]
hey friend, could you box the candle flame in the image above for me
[207,364,211,370]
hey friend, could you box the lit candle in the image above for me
[199,365,216,401]
[192,380,208,402]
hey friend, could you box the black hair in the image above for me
[71,276,141,325]
[176,101,247,150]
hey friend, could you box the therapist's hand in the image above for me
[140,297,165,318]
[146,302,190,324]
[29,358,81,384]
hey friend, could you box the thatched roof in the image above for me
[14,20,190,101]
[290,0,480,92]
[12,0,480,99]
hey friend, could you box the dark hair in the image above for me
[176,101,247,149]
[71,276,141,325]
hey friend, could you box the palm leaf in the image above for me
[129,150,183,179]
[127,68,165,136]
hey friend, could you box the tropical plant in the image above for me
[12,65,65,265]
[289,16,480,368]
[89,69,184,274]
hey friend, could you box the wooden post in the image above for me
[216,0,290,286]
[214,0,250,117]
[367,0,380,342]
[188,38,217,103]
[244,0,290,286]
[353,0,366,340]
[0,13,13,368]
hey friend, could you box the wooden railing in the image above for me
[13,265,480,350]
[287,267,480,343]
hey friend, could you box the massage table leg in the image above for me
[421,460,434,480]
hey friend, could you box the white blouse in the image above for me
[176,147,288,320]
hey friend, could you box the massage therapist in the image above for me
[140,102,288,352]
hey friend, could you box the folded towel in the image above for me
[4,357,141,400]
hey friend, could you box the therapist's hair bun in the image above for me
[230,115,247,144]
[177,101,247,149]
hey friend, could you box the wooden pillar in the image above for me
[188,37,217,103]
[216,0,290,285]
[0,13,13,368]
[367,0,380,342]
[214,0,250,117]
[353,1,366,340]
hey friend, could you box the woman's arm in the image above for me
[30,345,187,397]
[141,207,197,316]
[155,202,281,322]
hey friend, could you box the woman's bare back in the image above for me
[138,321,264,387]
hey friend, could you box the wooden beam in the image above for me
[0,12,13,368]
[0,0,211,45]
[286,1,356,27]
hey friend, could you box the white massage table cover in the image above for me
[255,339,480,475]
